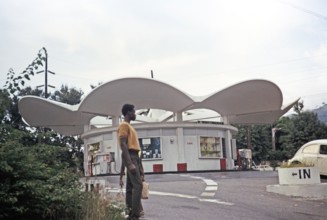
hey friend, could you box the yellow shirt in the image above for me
[118,121,141,151]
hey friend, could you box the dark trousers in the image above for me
[125,151,143,218]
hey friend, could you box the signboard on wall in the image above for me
[199,136,222,158]
[139,137,162,160]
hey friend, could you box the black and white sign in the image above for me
[278,167,321,185]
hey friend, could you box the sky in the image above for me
[1,0,327,111]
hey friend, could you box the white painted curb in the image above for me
[266,183,327,198]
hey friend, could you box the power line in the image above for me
[213,53,327,76]
[302,91,327,98]
[246,66,327,80]
[276,0,327,22]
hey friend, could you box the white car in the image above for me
[288,139,327,176]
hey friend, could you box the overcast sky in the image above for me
[1,0,327,110]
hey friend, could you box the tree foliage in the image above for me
[4,48,47,95]
[0,48,87,219]
[49,85,84,170]
[51,85,84,105]
[0,90,11,122]
[234,101,327,164]
[0,126,83,220]
[234,124,272,163]
[276,110,327,158]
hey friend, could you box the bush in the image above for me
[80,192,126,220]
[0,141,83,219]
[279,161,314,168]
[0,135,125,219]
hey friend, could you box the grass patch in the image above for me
[279,161,314,168]
[79,192,126,220]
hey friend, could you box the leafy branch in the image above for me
[4,47,47,95]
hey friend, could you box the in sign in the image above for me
[298,169,311,179]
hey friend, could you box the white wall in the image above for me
[183,136,224,171]
[82,123,237,175]
[142,136,179,172]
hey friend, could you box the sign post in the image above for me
[278,167,321,185]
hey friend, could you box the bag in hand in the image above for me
[141,181,149,199]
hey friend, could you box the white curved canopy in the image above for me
[226,99,299,124]
[78,78,194,116]
[189,80,283,115]
[18,96,95,135]
[18,77,298,135]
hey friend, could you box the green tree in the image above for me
[293,100,304,115]
[277,111,327,158]
[51,85,84,105]
[250,124,272,162]
[4,48,46,96]
[50,85,84,171]
[233,125,248,149]
[0,90,11,122]
[234,101,327,165]
[0,123,84,219]
[1,49,126,219]
[0,49,84,219]
[4,49,85,171]
[273,117,294,159]
[233,124,272,164]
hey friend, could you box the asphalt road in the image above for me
[103,171,327,220]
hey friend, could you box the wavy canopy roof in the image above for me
[18,77,298,135]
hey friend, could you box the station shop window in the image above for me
[199,136,222,158]
[86,143,100,176]
[139,137,162,160]
[88,142,100,161]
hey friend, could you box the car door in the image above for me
[317,144,327,175]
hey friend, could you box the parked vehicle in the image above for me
[252,164,274,171]
[288,139,327,176]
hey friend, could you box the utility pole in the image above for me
[247,125,251,149]
[151,70,154,79]
[36,50,55,98]
[271,128,281,151]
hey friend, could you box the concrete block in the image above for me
[266,183,327,198]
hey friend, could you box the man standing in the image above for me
[118,104,143,220]
[120,159,145,217]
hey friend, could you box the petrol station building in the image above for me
[18,78,298,176]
